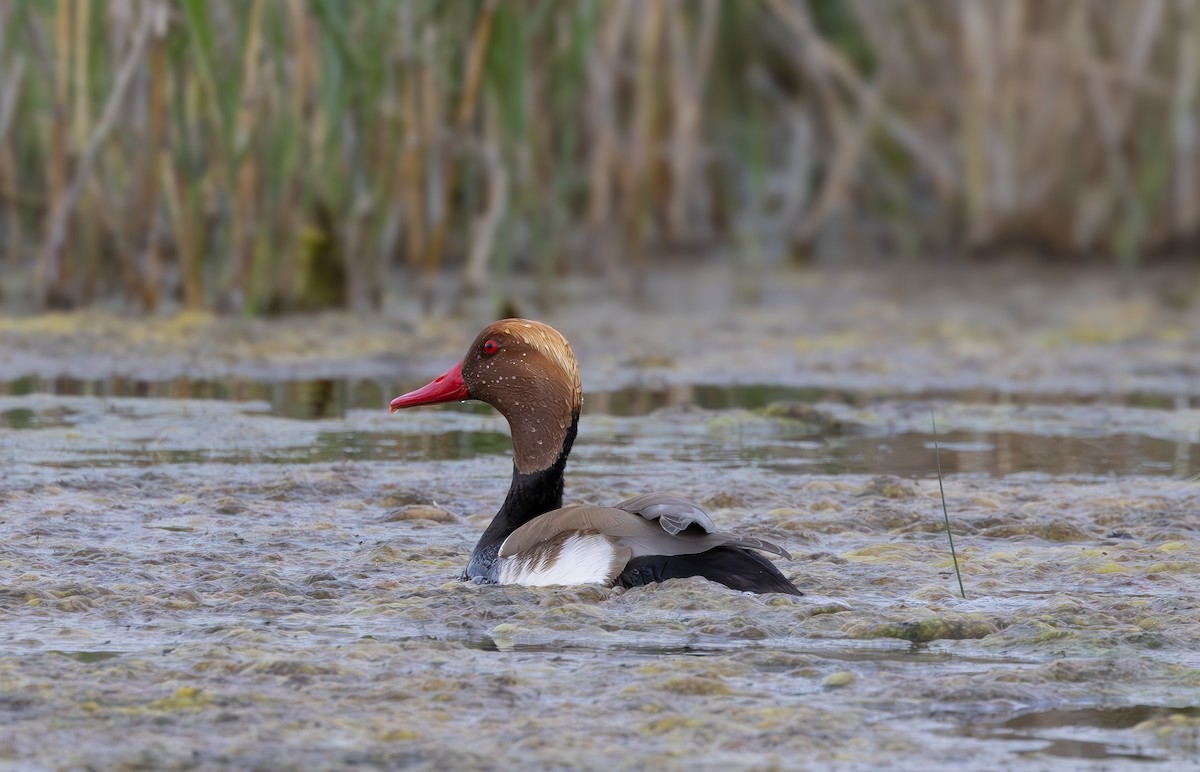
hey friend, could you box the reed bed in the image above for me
[0,0,1197,313]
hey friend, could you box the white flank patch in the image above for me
[497,533,619,587]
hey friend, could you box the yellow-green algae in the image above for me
[3,272,1200,768]
[4,452,1196,767]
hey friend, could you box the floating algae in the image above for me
[3,268,1200,768]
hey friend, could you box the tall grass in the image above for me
[0,1,1197,313]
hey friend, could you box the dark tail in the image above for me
[618,547,802,596]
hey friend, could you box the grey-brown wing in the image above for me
[616,493,791,558]
[614,492,717,535]
[500,506,703,559]
[500,504,791,561]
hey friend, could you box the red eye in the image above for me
[482,339,501,356]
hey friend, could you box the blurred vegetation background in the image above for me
[0,0,1198,315]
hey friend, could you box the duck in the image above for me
[390,319,801,595]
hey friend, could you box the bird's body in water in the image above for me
[390,319,801,596]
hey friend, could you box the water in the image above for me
[2,374,1199,768]
[948,706,1200,763]
[3,376,1198,480]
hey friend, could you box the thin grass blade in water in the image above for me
[932,413,966,599]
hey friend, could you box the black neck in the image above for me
[465,410,579,580]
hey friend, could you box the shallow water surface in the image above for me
[3,375,1199,480]
[2,372,1200,769]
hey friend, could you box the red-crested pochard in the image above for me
[390,319,801,595]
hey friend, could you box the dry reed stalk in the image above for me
[769,0,956,229]
[1100,2,1169,263]
[842,2,1188,256]
[456,2,497,134]
[440,0,497,295]
[1079,10,1141,259]
[278,0,316,306]
[959,2,992,244]
[4,0,1200,314]
[623,0,667,267]
[229,0,264,311]
[991,1,1025,219]
[0,50,24,218]
[418,22,444,290]
[37,0,152,308]
[463,133,508,294]
[115,2,169,311]
[291,1,319,171]
[39,0,73,303]
[160,154,203,310]
[767,0,878,245]
[71,0,90,149]
[138,3,170,311]
[848,0,909,86]
[1172,0,1199,236]
[0,82,21,265]
[1026,35,1171,98]
[234,0,264,156]
[1119,1,1168,132]
[457,2,504,295]
[585,0,632,275]
[181,1,228,170]
[667,0,717,240]
[398,4,426,278]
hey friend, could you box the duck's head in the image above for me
[390,319,583,473]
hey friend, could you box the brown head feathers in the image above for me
[461,319,582,473]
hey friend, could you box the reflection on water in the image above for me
[0,376,835,421]
[1004,705,1200,730]
[1,376,1198,479]
[31,430,515,468]
[0,375,378,420]
[950,705,1200,763]
[4,374,1199,420]
[826,430,1199,479]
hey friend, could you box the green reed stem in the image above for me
[932,412,966,599]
